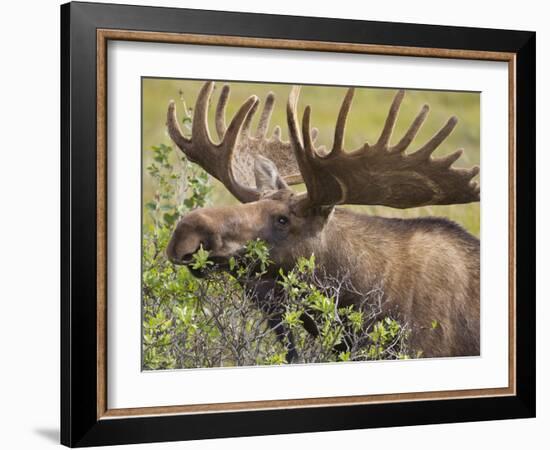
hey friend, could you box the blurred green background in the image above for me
[142,78,480,237]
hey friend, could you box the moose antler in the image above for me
[287,87,480,209]
[167,81,304,203]
[167,82,259,203]
[214,84,305,186]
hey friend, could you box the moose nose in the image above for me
[180,252,196,264]
[168,243,203,265]
[168,252,192,265]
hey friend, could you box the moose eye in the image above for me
[276,215,289,226]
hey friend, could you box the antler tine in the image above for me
[453,165,480,181]
[192,82,217,147]
[287,87,312,186]
[167,100,191,147]
[304,105,345,205]
[376,89,405,148]
[411,115,458,160]
[435,148,464,168]
[222,94,260,155]
[287,86,304,149]
[390,104,430,153]
[215,84,230,140]
[333,88,355,156]
[239,98,259,137]
[256,92,275,139]
[302,106,315,158]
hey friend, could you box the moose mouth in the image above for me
[182,256,232,279]
[169,244,249,278]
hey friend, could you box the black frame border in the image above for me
[61,2,535,447]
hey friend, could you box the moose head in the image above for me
[165,81,479,276]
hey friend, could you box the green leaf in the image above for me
[338,351,351,362]
[190,244,214,270]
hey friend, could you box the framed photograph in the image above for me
[61,1,535,447]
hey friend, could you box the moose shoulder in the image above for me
[166,81,480,360]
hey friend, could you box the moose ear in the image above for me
[254,155,288,193]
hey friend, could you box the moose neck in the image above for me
[264,207,391,300]
[283,207,479,312]
[309,208,390,293]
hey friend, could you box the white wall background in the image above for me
[0,0,545,448]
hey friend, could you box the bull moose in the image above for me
[166,81,480,361]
